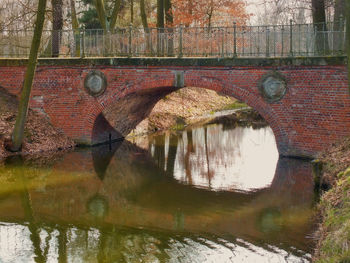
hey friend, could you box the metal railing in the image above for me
[0,20,346,58]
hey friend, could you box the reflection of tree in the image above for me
[154,135,166,171]
[97,228,108,263]
[58,228,67,263]
[19,169,46,263]
[204,127,214,189]
[185,131,193,184]
[166,133,178,177]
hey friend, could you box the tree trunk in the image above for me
[70,0,80,56]
[157,0,164,28]
[110,0,121,31]
[346,0,350,93]
[52,0,63,57]
[312,0,329,54]
[130,0,134,24]
[157,0,164,56]
[94,0,108,31]
[164,0,173,26]
[70,0,79,31]
[164,0,173,56]
[140,0,150,54]
[333,0,345,52]
[10,0,47,152]
[140,0,148,29]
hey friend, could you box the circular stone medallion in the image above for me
[84,70,107,97]
[259,72,287,103]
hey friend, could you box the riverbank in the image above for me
[127,87,250,136]
[0,87,74,160]
[313,138,350,262]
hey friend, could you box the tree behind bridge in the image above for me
[312,0,330,54]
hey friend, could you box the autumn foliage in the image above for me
[171,0,250,27]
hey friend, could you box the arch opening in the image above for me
[90,78,289,157]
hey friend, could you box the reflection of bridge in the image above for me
[0,140,314,262]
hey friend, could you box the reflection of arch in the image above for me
[92,140,123,180]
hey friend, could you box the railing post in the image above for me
[266,27,270,57]
[289,19,293,56]
[128,24,132,57]
[221,28,225,57]
[273,25,276,56]
[178,24,183,58]
[281,25,285,56]
[340,15,344,53]
[233,21,237,57]
[80,29,85,58]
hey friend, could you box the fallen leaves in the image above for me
[0,88,74,159]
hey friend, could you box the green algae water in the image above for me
[0,121,316,262]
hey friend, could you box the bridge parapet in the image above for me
[0,21,346,59]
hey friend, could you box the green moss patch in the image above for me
[315,166,350,263]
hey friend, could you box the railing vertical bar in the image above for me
[266,27,270,57]
[195,27,198,56]
[233,22,237,57]
[324,22,327,56]
[306,24,309,56]
[289,19,293,56]
[257,26,260,56]
[273,25,276,57]
[281,25,284,56]
[298,24,301,56]
[178,25,183,58]
[81,30,85,58]
[128,25,132,57]
[221,28,224,57]
[249,27,252,56]
[242,29,245,57]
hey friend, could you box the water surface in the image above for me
[0,121,316,262]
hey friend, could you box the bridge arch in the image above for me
[87,73,291,156]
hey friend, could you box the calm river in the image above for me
[0,119,316,262]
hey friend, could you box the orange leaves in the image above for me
[171,0,249,27]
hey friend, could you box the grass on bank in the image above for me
[315,166,350,263]
[221,101,248,110]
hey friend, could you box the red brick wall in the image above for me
[0,64,349,158]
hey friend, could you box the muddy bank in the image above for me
[313,138,350,262]
[0,87,74,160]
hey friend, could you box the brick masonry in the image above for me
[0,58,349,158]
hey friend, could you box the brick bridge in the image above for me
[0,57,349,158]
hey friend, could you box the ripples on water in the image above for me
[0,122,316,262]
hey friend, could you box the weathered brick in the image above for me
[0,64,349,158]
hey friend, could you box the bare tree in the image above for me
[10,0,48,151]
[333,0,345,52]
[52,0,63,57]
[312,0,329,54]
